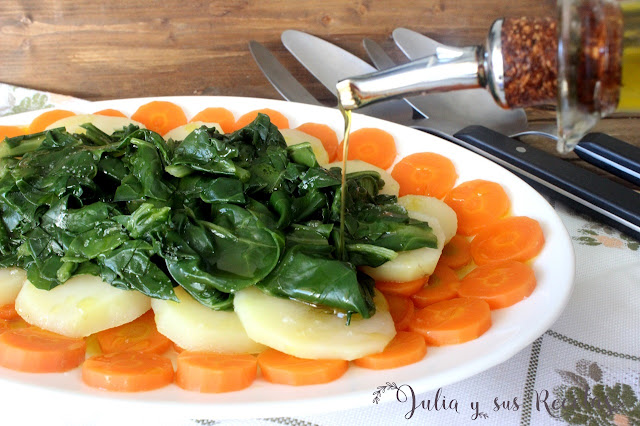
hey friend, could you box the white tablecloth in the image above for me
[1,84,638,426]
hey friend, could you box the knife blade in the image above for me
[390,28,529,135]
[280,30,419,125]
[249,41,323,107]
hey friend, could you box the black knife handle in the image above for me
[451,125,640,241]
[576,132,640,186]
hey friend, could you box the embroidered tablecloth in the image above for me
[1,84,638,426]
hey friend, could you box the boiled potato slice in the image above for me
[151,286,264,354]
[15,274,151,338]
[46,114,144,135]
[163,121,223,139]
[361,216,446,282]
[280,128,329,166]
[0,268,27,306]
[234,287,395,360]
[398,195,457,243]
[326,159,400,196]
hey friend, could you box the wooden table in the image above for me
[0,0,637,188]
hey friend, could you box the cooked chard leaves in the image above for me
[0,113,437,318]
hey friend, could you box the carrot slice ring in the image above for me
[131,101,187,135]
[296,122,340,162]
[391,152,458,198]
[439,235,472,269]
[28,110,76,133]
[444,179,511,236]
[375,276,427,297]
[458,260,536,309]
[0,125,26,140]
[0,327,86,372]
[93,109,128,118]
[384,293,415,331]
[470,216,545,265]
[336,128,397,169]
[176,351,257,393]
[82,352,174,392]
[233,108,289,131]
[409,298,491,346]
[257,349,348,386]
[354,331,427,370]
[95,311,171,355]
[411,265,460,308]
[190,107,235,133]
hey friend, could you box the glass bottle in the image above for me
[337,0,640,153]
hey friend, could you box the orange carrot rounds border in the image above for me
[131,101,187,135]
[176,351,258,393]
[95,311,171,355]
[190,107,236,133]
[458,260,536,309]
[470,216,545,265]
[0,327,86,373]
[82,352,174,392]
[296,122,340,162]
[28,110,76,133]
[257,349,348,386]
[336,127,397,170]
[409,298,492,346]
[233,108,290,131]
[0,304,19,320]
[391,152,458,198]
[354,331,427,370]
[444,180,511,236]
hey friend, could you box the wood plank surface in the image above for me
[0,0,638,189]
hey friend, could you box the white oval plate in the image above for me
[0,96,575,419]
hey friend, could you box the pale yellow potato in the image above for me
[398,195,458,243]
[15,275,151,338]
[151,286,265,354]
[280,128,330,166]
[234,287,395,360]
[0,268,27,306]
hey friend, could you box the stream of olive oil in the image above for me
[338,106,352,261]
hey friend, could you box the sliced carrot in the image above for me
[173,342,185,353]
[296,122,339,162]
[336,127,397,170]
[95,311,171,355]
[28,110,76,133]
[384,294,415,331]
[354,331,427,370]
[0,320,10,335]
[93,108,127,118]
[411,265,460,308]
[439,235,472,269]
[391,152,458,198]
[257,348,348,386]
[409,297,491,346]
[444,179,511,236]
[233,108,290,131]
[0,304,19,320]
[131,101,187,135]
[0,125,26,140]
[0,327,86,372]
[470,216,545,265]
[190,107,236,133]
[375,276,427,297]
[176,351,257,393]
[82,352,174,392]
[458,260,536,309]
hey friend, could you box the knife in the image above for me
[392,28,640,186]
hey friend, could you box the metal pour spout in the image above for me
[336,19,508,111]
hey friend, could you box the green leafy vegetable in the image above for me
[0,113,438,319]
